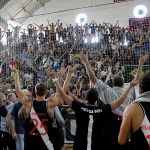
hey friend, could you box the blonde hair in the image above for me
[7,93,16,101]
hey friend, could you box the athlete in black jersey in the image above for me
[25,100,54,150]
[50,71,138,150]
[10,65,76,150]
[119,71,150,150]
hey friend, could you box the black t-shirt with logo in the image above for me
[72,100,121,150]
[11,102,25,134]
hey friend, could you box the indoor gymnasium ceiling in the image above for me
[0,0,139,24]
[0,0,51,23]
[0,0,149,28]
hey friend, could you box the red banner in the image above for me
[114,0,127,2]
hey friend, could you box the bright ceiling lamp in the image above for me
[76,13,87,26]
[133,5,148,18]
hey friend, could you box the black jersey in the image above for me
[126,102,150,150]
[25,100,53,150]
[72,100,121,150]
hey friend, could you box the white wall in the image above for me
[23,0,150,27]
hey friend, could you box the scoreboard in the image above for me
[129,17,150,31]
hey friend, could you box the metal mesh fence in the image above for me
[0,0,150,96]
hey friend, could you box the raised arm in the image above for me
[105,66,112,83]
[75,75,82,88]
[111,80,138,110]
[33,23,41,28]
[114,20,119,28]
[9,65,30,107]
[89,21,93,26]
[9,24,14,29]
[27,24,33,29]
[135,52,149,80]
[8,112,17,140]
[69,91,84,104]
[60,52,68,61]
[103,22,110,29]
[46,69,73,106]
[47,19,51,28]
[63,65,76,93]
[80,51,97,84]
[77,79,83,96]
[55,19,59,26]
[55,79,73,106]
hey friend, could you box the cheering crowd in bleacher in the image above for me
[0,20,150,86]
[0,20,150,150]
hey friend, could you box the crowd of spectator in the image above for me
[0,19,150,150]
[0,20,149,89]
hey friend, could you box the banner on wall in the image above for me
[114,0,127,2]
[129,17,150,31]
